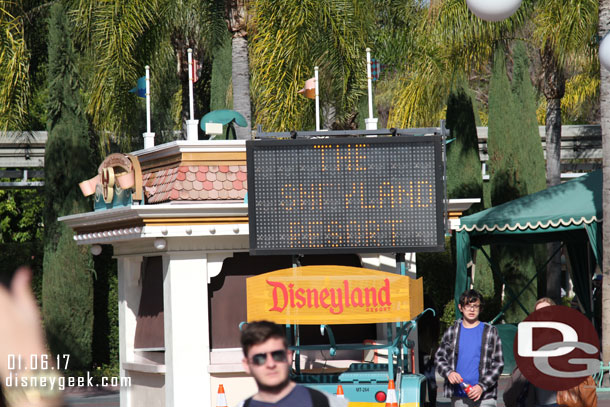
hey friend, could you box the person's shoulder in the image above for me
[439,320,461,337]
[480,321,496,330]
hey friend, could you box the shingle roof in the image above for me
[142,165,247,204]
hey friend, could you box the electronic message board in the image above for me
[246,136,445,255]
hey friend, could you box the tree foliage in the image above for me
[68,0,225,152]
[43,222,93,369]
[512,40,546,195]
[0,0,50,131]
[250,0,373,131]
[42,2,95,368]
[388,0,533,128]
[210,33,233,112]
[445,76,483,206]
[486,44,546,322]
[43,1,94,240]
[0,187,43,243]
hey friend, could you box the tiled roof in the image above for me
[142,165,247,204]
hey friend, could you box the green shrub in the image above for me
[42,223,93,369]
[440,299,456,334]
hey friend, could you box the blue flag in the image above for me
[129,76,146,98]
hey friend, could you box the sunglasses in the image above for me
[249,350,288,366]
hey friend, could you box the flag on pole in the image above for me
[298,77,316,99]
[371,58,381,81]
[129,76,146,98]
[192,59,201,83]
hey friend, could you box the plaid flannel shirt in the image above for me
[435,320,504,400]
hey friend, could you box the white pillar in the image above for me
[365,118,379,130]
[144,65,155,148]
[186,49,199,141]
[365,48,378,131]
[187,49,195,122]
[314,66,320,131]
[163,252,210,407]
[186,120,199,142]
[117,255,143,407]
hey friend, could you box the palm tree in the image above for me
[249,0,373,132]
[532,0,598,303]
[0,0,49,132]
[388,0,533,127]
[69,0,225,153]
[226,0,251,139]
[599,0,610,376]
[533,0,597,188]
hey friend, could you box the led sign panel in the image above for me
[246,136,445,254]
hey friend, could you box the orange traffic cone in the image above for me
[386,380,398,407]
[336,384,345,399]
[216,384,228,407]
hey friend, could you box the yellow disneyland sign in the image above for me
[246,266,423,325]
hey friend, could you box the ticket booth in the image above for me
[60,139,433,407]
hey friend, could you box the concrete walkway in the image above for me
[60,376,610,406]
[63,389,119,407]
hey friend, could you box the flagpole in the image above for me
[315,66,320,131]
[188,49,195,121]
[365,48,378,131]
[143,65,155,148]
[186,49,199,141]
[146,65,151,134]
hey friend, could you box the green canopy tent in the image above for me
[456,169,602,317]
[454,170,602,371]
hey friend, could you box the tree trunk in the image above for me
[541,45,565,304]
[545,98,562,188]
[546,98,562,303]
[171,32,193,138]
[231,34,251,139]
[599,0,610,376]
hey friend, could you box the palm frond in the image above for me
[0,1,30,131]
[250,0,372,131]
[532,0,598,71]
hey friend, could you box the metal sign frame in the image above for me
[246,134,446,255]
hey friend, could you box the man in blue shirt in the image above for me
[435,290,504,406]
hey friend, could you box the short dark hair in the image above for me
[240,320,288,357]
[459,289,483,308]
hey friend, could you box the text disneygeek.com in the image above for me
[5,372,131,390]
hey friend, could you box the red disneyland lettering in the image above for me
[266,278,392,315]
[267,280,288,312]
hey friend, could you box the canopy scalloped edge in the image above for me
[457,216,601,233]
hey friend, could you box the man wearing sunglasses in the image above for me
[435,289,504,406]
[239,321,348,407]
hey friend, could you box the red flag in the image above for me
[298,77,316,99]
[192,59,201,83]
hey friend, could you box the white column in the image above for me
[163,252,210,407]
[365,48,378,131]
[143,65,155,148]
[314,66,320,131]
[117,255,143,407]
[186,49,199,141]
